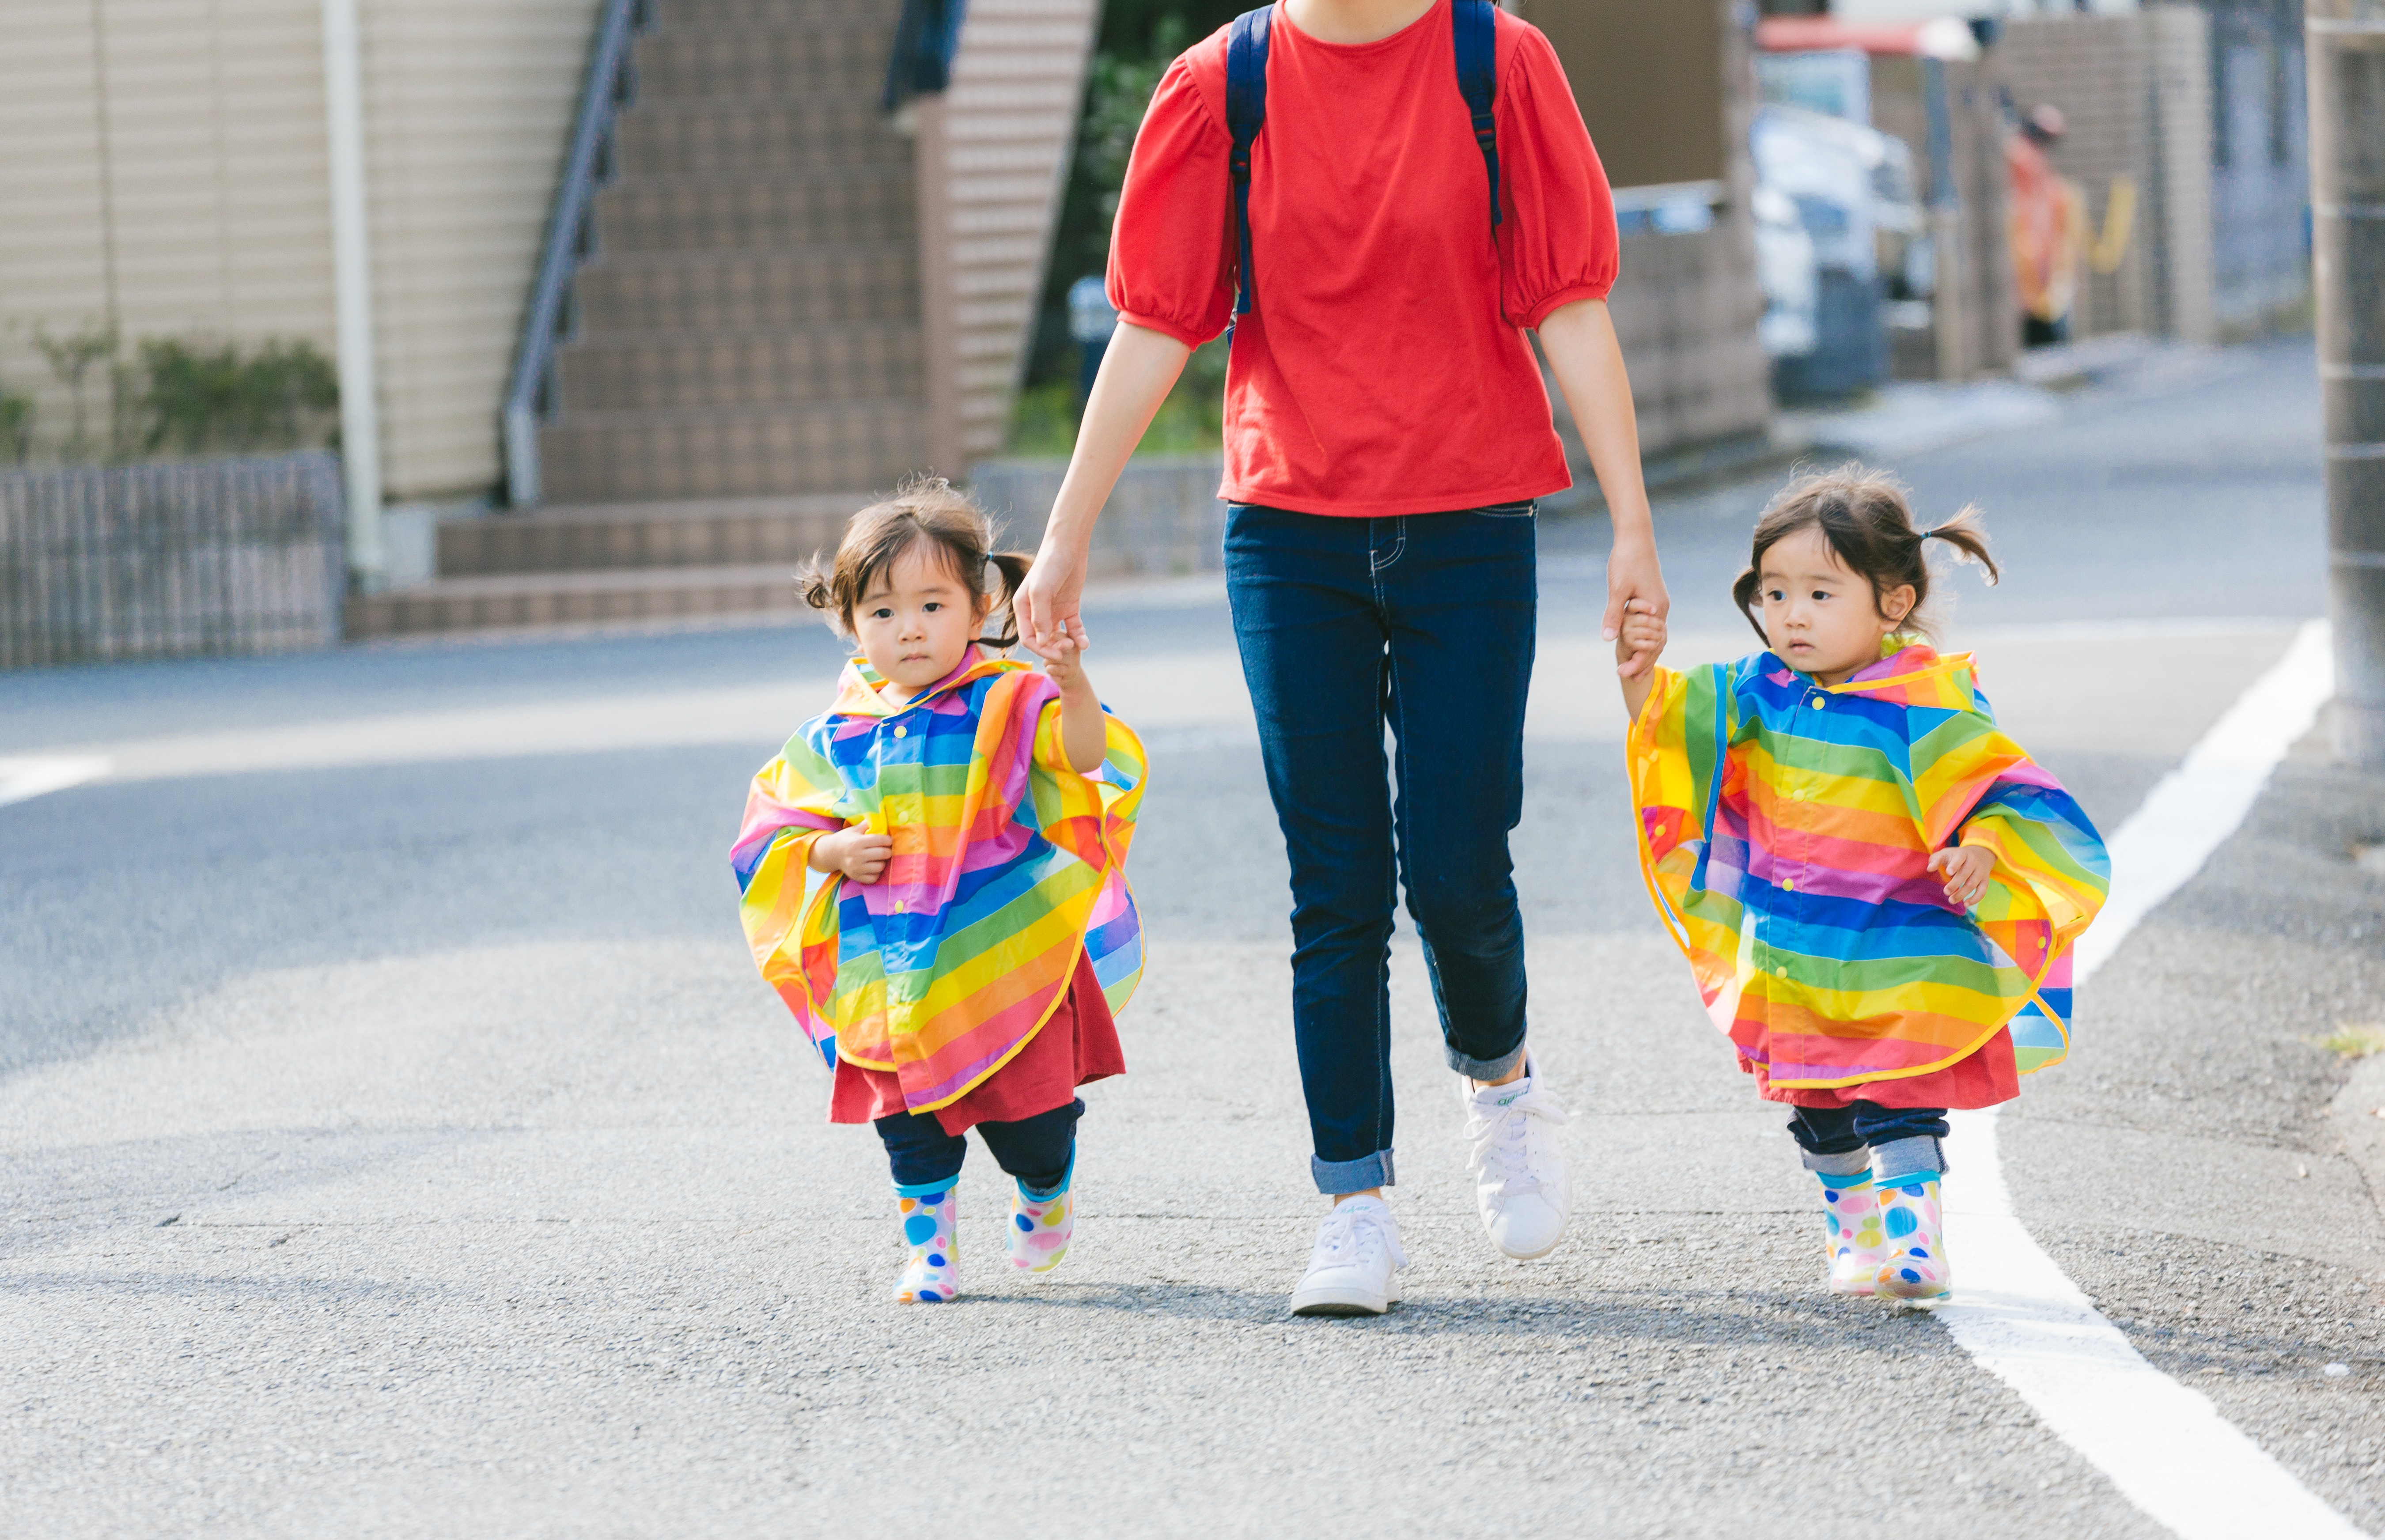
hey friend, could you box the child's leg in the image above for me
[1787,1106,1885,1295]
[874,1111,969,1303]
[1851,1104,1951,1299]
[977,1098,1083,1273]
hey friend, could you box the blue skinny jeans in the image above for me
[1225,502,1537,1195]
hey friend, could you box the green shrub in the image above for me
[1003,333,1230,458]
[0,392,31,463]
[138,337,337,455]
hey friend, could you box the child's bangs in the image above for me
[853,523,981,601]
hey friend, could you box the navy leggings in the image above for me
[1787,1102,1950,1155]
[875,1097,1082,1193]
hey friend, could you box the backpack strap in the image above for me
[1451,0,1502,230]
[1225,5,1273,316]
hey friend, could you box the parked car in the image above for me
[1751,102,1923,399]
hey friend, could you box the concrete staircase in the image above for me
[350,0,930,639]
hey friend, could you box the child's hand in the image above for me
[809,826,893,884]
[1928,844,1995,908]
[1038,629,1093,695]
[1038,631,1108,773]
[1614,599,1666,675]
[1616,598,1667,725]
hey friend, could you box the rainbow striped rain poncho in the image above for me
[1627,639,2109,1093]
[732,646,1145,1113]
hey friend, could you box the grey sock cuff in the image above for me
[1801,1145,1873,1177]
[1872,1135,1948,1182]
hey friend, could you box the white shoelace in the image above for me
[1312,1205,1408,1273]
[1463,1081,1569,1199]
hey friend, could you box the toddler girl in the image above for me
[731,481,1144,1303]
[1617,466,2109,1299]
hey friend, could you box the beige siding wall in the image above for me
[0,0,598,499]
[940,0,1096,459]
[0,0,335,459]
[360,0,602,499]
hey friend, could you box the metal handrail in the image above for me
[503,0,647,509]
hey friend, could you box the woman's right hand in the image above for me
[807,827,893,884]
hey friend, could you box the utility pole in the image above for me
[2311,0,2385,764]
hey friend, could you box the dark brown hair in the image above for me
[799,477,1030,647]
[1730,464,1999,645]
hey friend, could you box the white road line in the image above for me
[0,755,113,809]
[1942,619,2356,1540]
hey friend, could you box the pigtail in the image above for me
[979,550,1033,649]
[1730,567,1770,645]
[1923,504,2000,587]
[795,553,838,621]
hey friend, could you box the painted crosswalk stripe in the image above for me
[0,756,113,809]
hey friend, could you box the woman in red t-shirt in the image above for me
[1014,0,1670,1317]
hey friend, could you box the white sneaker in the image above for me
[1460,1057,1572,1260]
[1288,1196,1407,1317]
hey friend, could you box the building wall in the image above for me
[0,0,335,459]
[2000,8,2222,344]
[935,0,1098,462]
[2206,5,2308,333]
[360,0,603,500]
[1523,0,1727,189]
[1521,0,1772,464]
[0,0,599,500]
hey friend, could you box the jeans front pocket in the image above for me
[1471,500,1537,519]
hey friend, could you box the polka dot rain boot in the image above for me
[893,1184,959,1304]
[1007,1156,1075,1274]
[1872,1172,1951,1300]
[1816,1169,1885,1296]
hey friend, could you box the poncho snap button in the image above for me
[1782,878,1795,891]
[1812,696,1828,710]
[893,724,907,738]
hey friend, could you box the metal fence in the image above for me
[0,451,346,668]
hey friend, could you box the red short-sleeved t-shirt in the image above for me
[1107,0,1619,517]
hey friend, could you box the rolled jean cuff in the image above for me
[1872,1135,1947,1182]
[1312,1149,1395,1195]
[1445,1038,1527,1082]
[1800,1145,1873,1177]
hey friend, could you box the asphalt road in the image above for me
[4,339,2381,1538]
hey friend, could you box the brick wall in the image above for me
[2000,9,2222,344]
[1563,0,1772,470]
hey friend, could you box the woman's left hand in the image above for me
[1605,534,1670,681]
[1927,844,1996,908]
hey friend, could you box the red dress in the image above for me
[827,951,1126,1135]
[1754,1029,2019,1112]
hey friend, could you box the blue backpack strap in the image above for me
[1225,5,1272,316]
[1452,0,1501,230]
